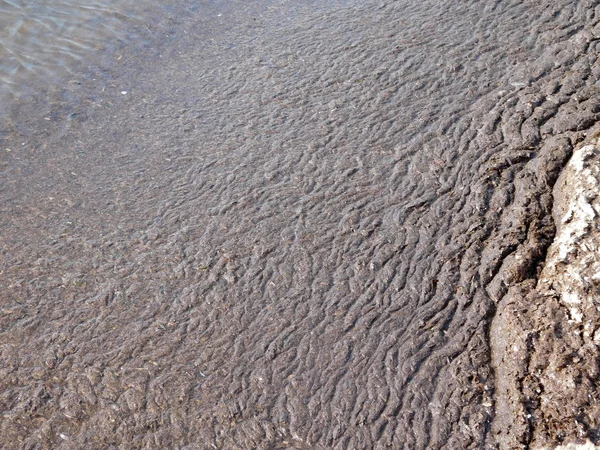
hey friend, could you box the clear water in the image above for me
[0,0,149,101]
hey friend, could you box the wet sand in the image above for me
[2,0,600,448]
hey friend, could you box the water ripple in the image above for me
[0,0,143,100]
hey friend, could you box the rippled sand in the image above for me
[2,0,600,448]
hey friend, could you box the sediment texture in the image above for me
[2,0,600,449]
[492,143,600,450]
[549,443,600,450]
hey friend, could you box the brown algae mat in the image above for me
[3,0,600,448]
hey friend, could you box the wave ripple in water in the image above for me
[0,0,144,100]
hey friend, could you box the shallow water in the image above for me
[1,0,600,449]
[0,0,349,111]
[0,0,150,100]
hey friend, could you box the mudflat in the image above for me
[2,0,600,448]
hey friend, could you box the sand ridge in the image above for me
[2,0,600,448]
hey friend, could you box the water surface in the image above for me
[1,1,600,449]
[0,0,152,100]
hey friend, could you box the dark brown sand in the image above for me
[2,0,600,448]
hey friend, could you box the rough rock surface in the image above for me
[550,442,600,450]
[492,144,600,449]
[2,0,600,449]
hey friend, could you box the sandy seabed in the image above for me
[2,0,600,448]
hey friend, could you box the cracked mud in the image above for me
[2,0,600,449]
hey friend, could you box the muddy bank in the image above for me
[492,142,600,449]
[2,0,600,448]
